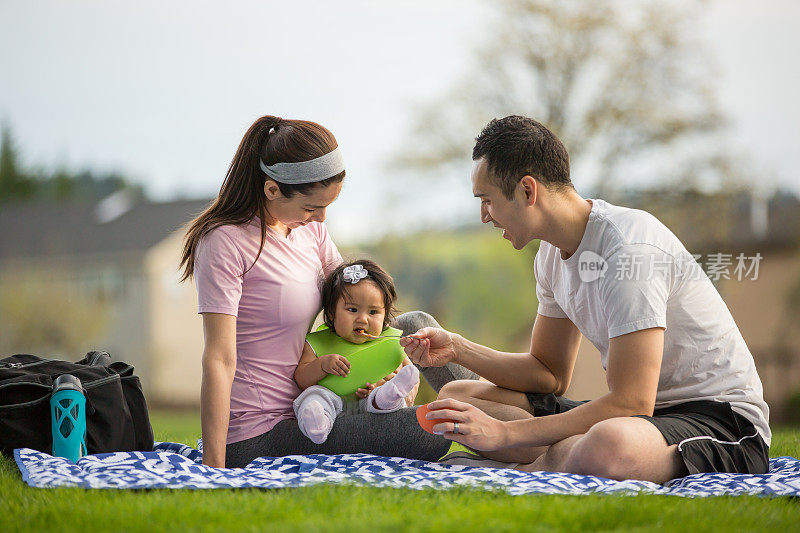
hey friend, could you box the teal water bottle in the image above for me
[50,375,87,462]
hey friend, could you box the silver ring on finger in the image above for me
[453,422,460,434]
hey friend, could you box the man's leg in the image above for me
[437,380,551,464]
[438,380,685,481]
[523,417,686,483]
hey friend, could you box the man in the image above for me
[401,116,770,483]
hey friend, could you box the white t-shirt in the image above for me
[534,199,770,444]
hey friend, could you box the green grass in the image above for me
[1,412,798,533]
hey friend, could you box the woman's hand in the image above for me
[424,398,509,451]
[400,327,459,368]
[319,354,350,376]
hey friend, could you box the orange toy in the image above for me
[416,404,457,434]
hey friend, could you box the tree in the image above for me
[0,124,144,203]
[394,0,730,197]
[0,125,38,201]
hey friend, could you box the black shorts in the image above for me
[525,393,769,476]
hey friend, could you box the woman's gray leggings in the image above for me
[225,311,480,468]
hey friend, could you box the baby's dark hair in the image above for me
[321,259,397,329]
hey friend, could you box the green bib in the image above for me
[307,326,406,396]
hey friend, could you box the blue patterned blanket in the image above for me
[13,443,800,497]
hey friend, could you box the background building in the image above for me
[0,195,209,406]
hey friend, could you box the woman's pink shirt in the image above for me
[194,219,341,444]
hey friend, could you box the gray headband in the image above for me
[259,147,345,184]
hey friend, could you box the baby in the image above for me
[293,259,419,444]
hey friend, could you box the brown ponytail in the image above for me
[179,115,344,281]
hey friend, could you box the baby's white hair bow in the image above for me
[342,264,368,284]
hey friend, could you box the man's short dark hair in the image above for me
[472,116,572,199]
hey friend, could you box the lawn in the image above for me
[1,411,799,533]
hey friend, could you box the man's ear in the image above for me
[264,179,283,200]
[519,175,538,206]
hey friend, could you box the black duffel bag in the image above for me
[0,351,154,456]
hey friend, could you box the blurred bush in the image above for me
[786,390,800,425]
[0,274,109,358]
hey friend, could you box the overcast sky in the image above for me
[1,0,798,242]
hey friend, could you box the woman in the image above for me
[180,115,466,468]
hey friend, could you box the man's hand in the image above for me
[400,327,458,367]
[319,354,350,376]
[424,398,509,451]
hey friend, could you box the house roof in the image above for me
[0,196,212,260]
[604,189,800,252]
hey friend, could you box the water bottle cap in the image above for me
[53,374,84,393]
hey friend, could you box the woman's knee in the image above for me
[395,311,440,335]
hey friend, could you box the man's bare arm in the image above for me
[453,314,582,393]
[425,327,665,451]
[502,326,664,448]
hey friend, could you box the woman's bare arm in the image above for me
[200,312,237,468]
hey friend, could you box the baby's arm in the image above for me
[294,341,351,390]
